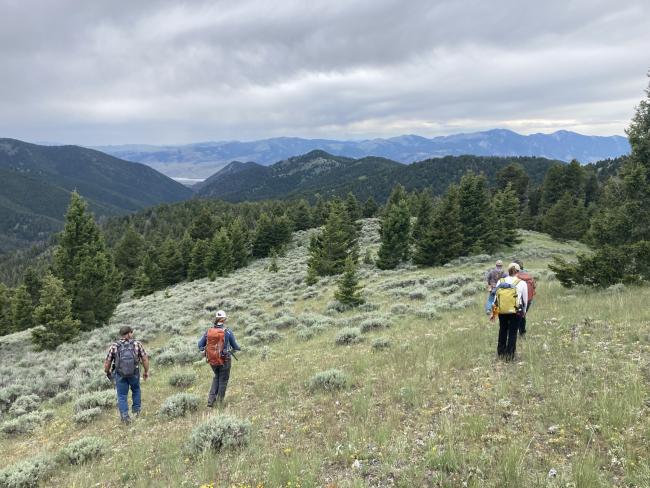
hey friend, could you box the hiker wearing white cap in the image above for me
[197,310,241,407]
[493,262,528,361]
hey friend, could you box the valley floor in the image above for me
[1,223,649,487]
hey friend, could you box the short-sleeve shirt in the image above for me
[105,339,147,366]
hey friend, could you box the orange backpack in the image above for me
[517,271,536,301]
[206,328,227,366]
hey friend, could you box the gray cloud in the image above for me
[0,0,648,144]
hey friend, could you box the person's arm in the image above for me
[517,280,528,312]
[103,346,114,378]
[227,330,241,351]
[141,355,150,380]
[198,331,207,351]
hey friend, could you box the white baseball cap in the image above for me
[215,310,227,319]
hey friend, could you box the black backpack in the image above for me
[115,340,138,378]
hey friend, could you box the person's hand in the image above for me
[143,371,149,381]
[105,371,112,381]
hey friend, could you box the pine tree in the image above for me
[457,172,492,255]
[113,226,145,289]
[311,195,329,227]
[334,256,364,307]
[413,186,463,266]
[362,196,379,218]
[133,252,164,298]
[542,192,589,241]
[10,285,33,332]
[491,183,522,249]
[376,197,411,270]
[30,273,80,351]
[206,228,234,277]
[268,250,279,273]
[252,213,275,258]
[345,192,361,221]
[53,192,121,330]
[23,267,43,307]
[229,219,250,269]
[189,208,216,241]
[178,232,194,278]
[158,238,185,286]
[307,201,359,277]
[411,192,433,244]
[288,199,312,231]
[188,239,210,280]
[496,163,530,209]
[0,284,12,336]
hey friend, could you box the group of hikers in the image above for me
[102,262,535,421]
[485,259,536,361]
[103,310,240,423]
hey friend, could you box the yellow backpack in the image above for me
[494,278,520,314]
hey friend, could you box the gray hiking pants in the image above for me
[208,361,231,405]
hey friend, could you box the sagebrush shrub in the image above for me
[168,370,197,388]
[0,385,28,413]
[156,347,198,366]
[371,337,391,351]
[390,304,409,315]
[247,330,282,345]
[296,327,314,341]
[415,305,441,320]
[159,393,200,418]
[59,436,107,465]
[72,407,102,424]
[307,369,349,392]
[0,410,54,435]
[73,390,115,413]
[52,391,73,405]
[8,395,41,417]
[409,287,428,300]
[359,317,389,333]
[0,454,57,488]
[335,327,363,345]
[270,315,297,330]
[187,414,251,455]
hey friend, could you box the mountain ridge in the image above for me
[95,129,630,178]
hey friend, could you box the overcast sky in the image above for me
[1,0,649,145]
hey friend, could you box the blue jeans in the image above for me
[115,372,141,418]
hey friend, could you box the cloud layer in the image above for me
[1,0,649,144]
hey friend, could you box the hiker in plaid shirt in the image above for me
[104,325,149,423]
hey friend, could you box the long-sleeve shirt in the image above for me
[198,326,241,352]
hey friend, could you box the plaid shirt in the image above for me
[105,339,147,367]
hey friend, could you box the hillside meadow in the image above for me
[0,220,649,487]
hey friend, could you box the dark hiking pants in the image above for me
[208,361,231,405]
[518,301,532,335]
[498,313,519,361]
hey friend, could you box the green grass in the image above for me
[0,227,649,486]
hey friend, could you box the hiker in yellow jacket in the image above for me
[493,262,528,361]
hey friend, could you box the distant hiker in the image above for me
[513,259,536,337]
[198,310,241,407]
[485,260,507,315]
[493,262,528,361]
[104,325,150,423]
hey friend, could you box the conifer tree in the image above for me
[413,186,463,266]
[376,186,411,270]
[158,238,185,286]
[133,253,163,298]
[52,192,121,330]
[288,199,312,231]
[362,196,379,218]
[312,195,329,227]
[30,273,80,351]
[268,250,279,273]
[23,267,42,307]
[0,284,12,336]
[114,226,145,289]
[457,172,492,254]
[188,239,210,280]
[206,228,234,277]
[252,213,275,258]
[491,183,522,248]
[11,285,33,332]
[229,219,250,269]
[345,192,361,221]
[189,208,216,241]
[411,192,433,244]
[178,232,194,275]
[542,192,588,240]
[334,256,364,307]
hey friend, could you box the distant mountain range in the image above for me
[0,139,192,253]
[196,150,563,203]
[96,129,630,179]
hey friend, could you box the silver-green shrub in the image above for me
[371,337,391,351]
[335,327,363,345]
[159,393,200,419]
[415,305,441,320]
[1,410,54,435]
[359,317,390,333]
[296,327,314,341]
[0,454,57,488]
[72,407,102,424]
[186,414,251,455]
[52,391,73,405]
[168,370,197,388]
[8,395,41,417]
[59,436,107,465]
[307,369,349,392]
[73,390,115,413]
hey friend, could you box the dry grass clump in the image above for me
[58,436,108,465]
[159,393,200,419]
[186,415,251,456]
[307,369,349,392]
[168,370,198,388]
[0,454,57,488]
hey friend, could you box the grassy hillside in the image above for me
[1,222,649,487]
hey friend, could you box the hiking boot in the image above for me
[207,403,214,408]
[120,415,131,424]
[132,411,140,419]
